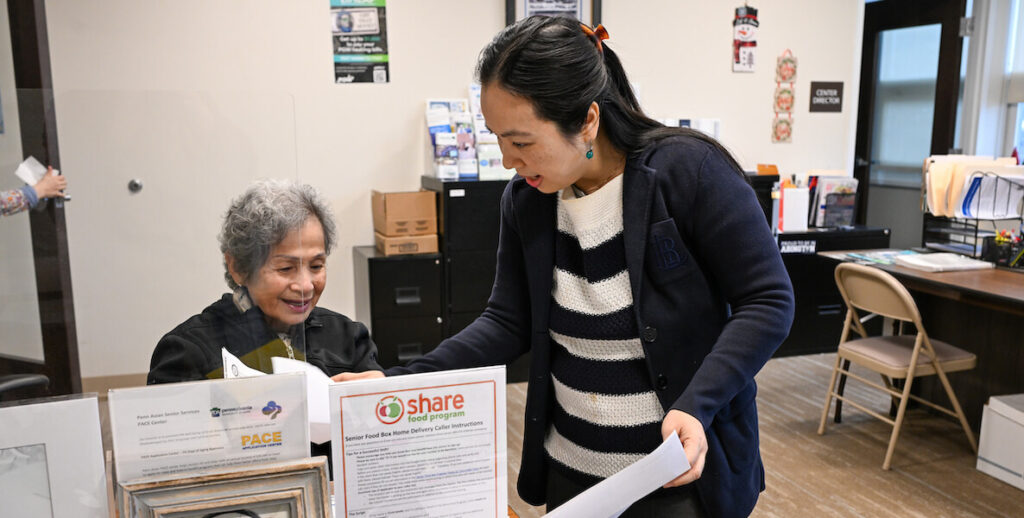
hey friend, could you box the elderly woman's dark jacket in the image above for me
[387,136,795,518]
[148,294,381,384]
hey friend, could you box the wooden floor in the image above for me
[505,353,1024,517]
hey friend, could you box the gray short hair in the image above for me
[219,179,337,289]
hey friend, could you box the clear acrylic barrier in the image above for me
[55,89,305,382]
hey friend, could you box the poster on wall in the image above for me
[331,0,389,84]
[732,5,758,73]
[510,0,596,25]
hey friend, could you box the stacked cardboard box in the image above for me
[371,190,438,256]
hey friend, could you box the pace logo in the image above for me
[210,407,221,418]
[375,395,404,425]
[262,401,282,419]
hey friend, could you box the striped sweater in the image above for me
[543,174,665,485]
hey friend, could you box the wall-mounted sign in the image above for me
[809,81,843,112]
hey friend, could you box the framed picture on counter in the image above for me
[0,394,109,518]
[507,0,602,26]
[117,457,330,518]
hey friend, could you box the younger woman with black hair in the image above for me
[338,16,794,518]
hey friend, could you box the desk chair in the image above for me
[817,262,978,470]
[0,373,49,397]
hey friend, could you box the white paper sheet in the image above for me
[545,432,691,518]
[221,348,268,378]
[272,356,333,444]
[14,156,58,185]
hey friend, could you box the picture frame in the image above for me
[506,0,602,26]
[118,457,330,518]
[0,394,109,518]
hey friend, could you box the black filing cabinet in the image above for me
[353,246,443,368]
[776,226,891,357]
[421,176,530,382]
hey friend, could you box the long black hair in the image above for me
[477,15,744,177]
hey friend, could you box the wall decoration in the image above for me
[732,5,758,73]
[774,86,794,113]
[772,49,797,143]
[508,0,600,26]
[331,0,389,84]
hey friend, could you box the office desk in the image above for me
[820,250,1024,431]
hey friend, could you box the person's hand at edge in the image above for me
[331,370,385,382]
[33,167,66,199]
[661,409,707,488]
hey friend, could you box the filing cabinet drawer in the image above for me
[447,250,497,313]
[373,315,444,368]
[368,255,442,319]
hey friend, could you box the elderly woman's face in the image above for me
[234,217,327,332]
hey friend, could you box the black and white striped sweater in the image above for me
[544,174,665,485]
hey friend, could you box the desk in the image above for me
[820,250,1024,431]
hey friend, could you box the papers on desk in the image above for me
[222,348,333,444]
[546,432,691,518]
[923,156,1022,218]
[891,252,995,272]
[845,249,918,265]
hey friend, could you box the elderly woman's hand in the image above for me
[332,370,385,382]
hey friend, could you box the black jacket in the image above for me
[388,136,795,518]
[149,293,382,384]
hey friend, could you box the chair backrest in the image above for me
[834,262,923,326]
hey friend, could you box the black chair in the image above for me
[0,374,50,397]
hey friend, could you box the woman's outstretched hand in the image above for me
[331,370,386,382]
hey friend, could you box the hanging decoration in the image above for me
[772,49,797,143]
[732,5,758,73]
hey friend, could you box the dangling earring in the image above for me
[232,285,253,313]
[585,145,594,160]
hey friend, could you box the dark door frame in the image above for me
[0,0,80,399]
[853,0,966,224]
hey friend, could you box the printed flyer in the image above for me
[108,372,309,482]
[331,366,507,518]
[331,0,389,83]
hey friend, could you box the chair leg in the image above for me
[883,374,916,470]
[880,375,898,418]
[819,354,844,435]
[934,366,979,453]
[834,359,851,423]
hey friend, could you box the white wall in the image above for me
[0,0,45,363]
[604,0,864,176]
[47,0,863,379]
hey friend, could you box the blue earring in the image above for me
[586,148,594,159]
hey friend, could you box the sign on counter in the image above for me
[108,372,309,482]
[331,366,507,517]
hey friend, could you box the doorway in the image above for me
[854,0,968,248]
[0,0,79,401]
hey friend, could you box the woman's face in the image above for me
[480,83,592,194]
[230,216,327,332]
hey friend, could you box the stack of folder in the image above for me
[923,155,1024,219]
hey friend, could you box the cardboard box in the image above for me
[375,232,438,256]
[371,190,437,236]
[976,394,1024,491]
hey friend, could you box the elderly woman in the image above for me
[148,179,381,384]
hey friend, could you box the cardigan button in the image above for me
[642,326,658,343]
[656,374,668,391]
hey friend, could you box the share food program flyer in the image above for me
[331,366,507,517]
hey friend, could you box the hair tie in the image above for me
[580,23,610,52]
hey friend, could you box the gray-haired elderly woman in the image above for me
[148,179,382,384]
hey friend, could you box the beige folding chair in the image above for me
[818,262,978,470]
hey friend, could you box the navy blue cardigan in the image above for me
[388,136,794,517]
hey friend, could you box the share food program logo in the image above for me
[376,395,404,424]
